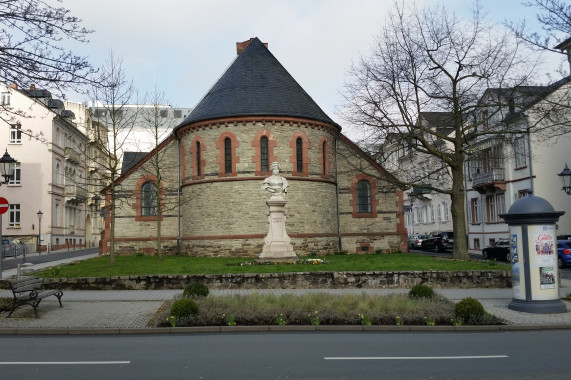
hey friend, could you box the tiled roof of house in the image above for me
[176,37,339,130]
[121,152,148,175]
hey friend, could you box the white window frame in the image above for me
[487,195,497,223]
[416,207,424,224]
[1,91,11,105]
[8,162,20,185]
[9,204,20,227]
[9,124,21,143]
[514,137,526,169]
[471,198,481,224]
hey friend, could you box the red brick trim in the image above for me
[179,140,187,184]
[216,131,240,177]
[318,136,331,178]
[349,174,378,218]
[132,174,164,222]
[180,176,337,189]
[251,130,278,176]
[288,131,310,176]
[190,136,206,180]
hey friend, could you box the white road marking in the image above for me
[0,361,130,365]
[324,355,508,360]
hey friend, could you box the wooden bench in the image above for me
[5,276,63,318]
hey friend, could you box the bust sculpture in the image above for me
[261,162,289,197]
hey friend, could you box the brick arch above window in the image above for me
[251,130,278,176]
[216,131,240,177]
[318,136,331,178]
[349,174,378,218]
[288,131,310,176]
[132,174,164,221]
[190,136,206,180]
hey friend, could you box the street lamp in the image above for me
[558,163,571,195]
[37,210,43,254]
[0,148,17,185]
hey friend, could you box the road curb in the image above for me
[1,324,570,335]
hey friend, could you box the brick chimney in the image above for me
[10,83,18,89]
[30,84,36,90]
[236,38,268,55]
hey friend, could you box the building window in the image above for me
[471,198,481,224]
[216,132,239,177]
[8,162,20,185]
[55,204,61,227]
[486,195,497,223]
[9,204,20,227]
[260,136,269,172]
[514,137,526,169]
[224,137,232,174]
[196,141,202,177]
[289,132,310,176]
[296,137,303,173]
[356,180,371,213]
[439,201,450,222]
[481,109,488,131]
[160,109,168,117]
[350,174,378,218]
[1,92,11,105]
[174,109,182,118]
[416,207,424,224]
[496,194,505,216]
[474,238,480,250]
[9,124,21,143]
[141,181,158,216]
[319,136,330,178]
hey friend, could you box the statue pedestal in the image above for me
[258,196,297,262]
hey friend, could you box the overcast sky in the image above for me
[64,0,566,138]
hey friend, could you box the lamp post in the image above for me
[37,210,43,254]
[558,163,571,195]
[0,149,17,186]
[0,148,17,279]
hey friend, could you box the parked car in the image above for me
[557,240,571,269]
[482,239,511,262]
[408,234,426,249]
[421,231,454,253]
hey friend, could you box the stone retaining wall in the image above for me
[59,270,512,290]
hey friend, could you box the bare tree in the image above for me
[134,88,178,260]
[340,1,538,259]
[508,1,571,56]
[0,0,94,95]
[90,51,138,265]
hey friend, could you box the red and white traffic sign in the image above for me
[0,197,8,215]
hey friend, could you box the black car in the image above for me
[482,239,511,262]
[421,231,454,253]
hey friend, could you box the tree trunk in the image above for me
[450,161,468,260]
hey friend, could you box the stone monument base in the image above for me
[258,195,298,263]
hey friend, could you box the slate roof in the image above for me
[121,152,148,175]
[177,37,339,130]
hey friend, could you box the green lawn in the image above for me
[38,253,509,278]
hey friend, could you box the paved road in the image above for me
[1,330,570,379]
[1,247,99,271]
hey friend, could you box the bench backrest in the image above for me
[9,276,43,293]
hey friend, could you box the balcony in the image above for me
[65,184,88,204]
[472,169,506,193]
[65,147,82,164]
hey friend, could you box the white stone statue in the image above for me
[261,162,289,197]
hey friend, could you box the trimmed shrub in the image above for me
[455,297,485,320]
[408,284,435,299]
[170,298,199,318]
[183,282,209,299]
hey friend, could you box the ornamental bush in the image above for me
[183,282,209,299]
[408,284,435,299]
[170,298,199,318]
[455,297,485,320]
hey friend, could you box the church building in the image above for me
[101,38,407,257]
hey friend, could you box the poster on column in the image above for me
[533,225,556,266]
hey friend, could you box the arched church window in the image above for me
[296,137,303,173]
[356,180,371,213]
[141,181,157,216]
[261,136,269,172]
[196,141,201,177]
[224,137,232,174]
